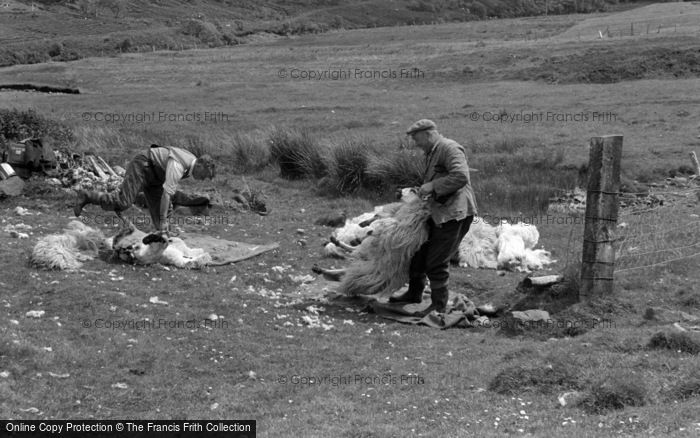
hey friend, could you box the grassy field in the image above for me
[0,0,635,66]
[1,3,700,437]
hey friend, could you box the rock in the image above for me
[511,309,551,323]
[25,310,45,318]
[48,372,70,378]
[290,274,315,283]
[0,176,25,197]
[558,391,584,407]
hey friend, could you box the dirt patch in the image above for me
[515,46,700,84]
[0,83,79,94]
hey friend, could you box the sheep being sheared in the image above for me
[323,199,406,259]
[313,188,431,297]
[109,225,211,269]
[328,206,555,273]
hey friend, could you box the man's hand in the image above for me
[157,225,170,239]
[419,183,434,199]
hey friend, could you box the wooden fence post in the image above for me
[690,151,700,177]
[580,135,623,301]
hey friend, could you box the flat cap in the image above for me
[406,119,437,135]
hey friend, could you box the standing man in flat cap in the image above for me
[389,119,478,315]
[73,144,215,235]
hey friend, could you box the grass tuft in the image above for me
[269,127,327,180]
[668,370,700,401]
[365,147,424,191]
[229,131,271,173]
[489,358,580,395]
[324,137,378,195]
[647,331,700,355]
[577,372,647,414]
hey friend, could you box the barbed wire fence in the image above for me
[614,188,700,274]
[560,185,699,282]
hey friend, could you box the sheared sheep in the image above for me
[494,221,553,272]
[31,220,110,270]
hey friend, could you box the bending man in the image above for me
[73,145,215,233]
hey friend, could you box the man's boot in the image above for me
[73,190,103,217]
[414,287,449,317]
[389,277,426,304]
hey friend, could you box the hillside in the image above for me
[0,0,650,67]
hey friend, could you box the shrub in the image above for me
[365,148,424,190]
[116,38,132,52]
[47,42,63,57]
[325,137,377,195]
[0,108,74,146]
[268,127,327,180]
[578,372,647,414]
[647,331,700,355]
[229,131,270,173]
[469,1,487,19]
[181,19,221,45]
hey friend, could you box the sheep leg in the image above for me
[329,236,356,253]
[312,264,346,281]
[115,211,135,232]
[358,215,379,228]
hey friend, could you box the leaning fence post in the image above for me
[580,135,623,301]
[690,151,700,177]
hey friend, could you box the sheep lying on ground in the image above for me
[325,201,555,273]
[109,225,211,269]
[31,220,109,270]
[323,194,407,258]
[31,221,211,270]
[313,188,431,297]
